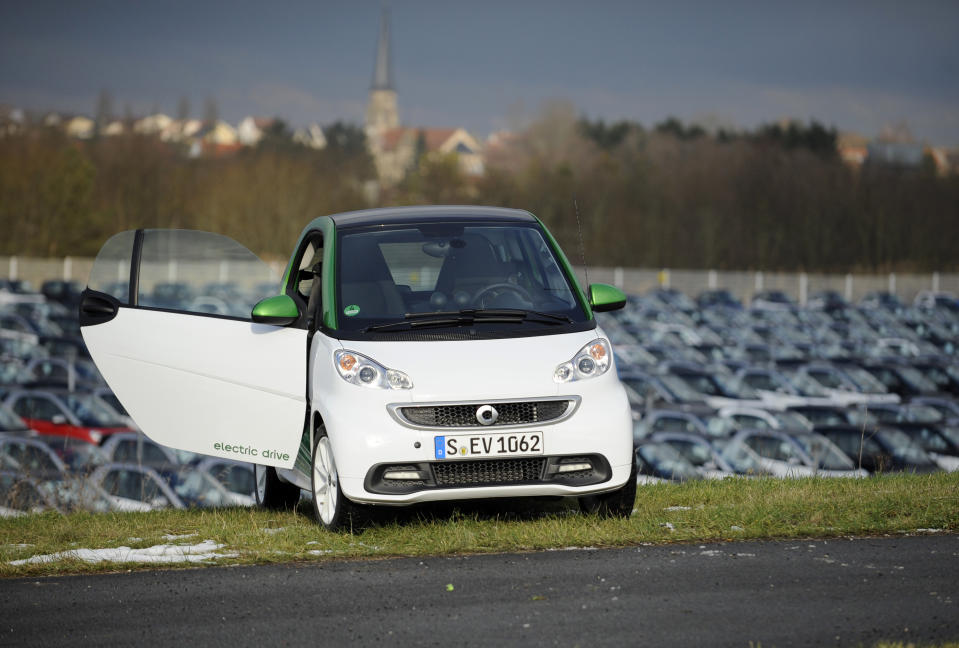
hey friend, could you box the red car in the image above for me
[3,389,132,445]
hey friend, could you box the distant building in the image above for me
[102,120,125,136]
[867,140,924,167]
[65,115,95,139]
[237,116,276,146]
[292,124,327,150]
[0,105,24,137]
[837,132,868,167]
[364,8,482,186]
[186,120,240,157]
[134,113,173,136]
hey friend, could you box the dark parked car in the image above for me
[816,426,939,474]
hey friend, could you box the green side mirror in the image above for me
[589,283,627,312]
[251,294,300,326]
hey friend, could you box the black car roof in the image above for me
[329,206,537,229]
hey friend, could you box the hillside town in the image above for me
[0,9,957,186]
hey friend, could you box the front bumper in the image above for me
[315,371,634,505]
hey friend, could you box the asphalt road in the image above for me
[2,535,957,647]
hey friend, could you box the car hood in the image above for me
[338,328,604,401]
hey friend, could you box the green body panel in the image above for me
[588,283,627,312]
[280,216,339,330]
[251,294,300,324]
[533,216,593,319]
[294,427,312,476]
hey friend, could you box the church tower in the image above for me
[365,8,399,137]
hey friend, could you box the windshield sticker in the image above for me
[344,304,361,317]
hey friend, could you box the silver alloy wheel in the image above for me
[254,464,267,504]
[312,436,338,525]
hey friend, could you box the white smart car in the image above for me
[79,206,635,529]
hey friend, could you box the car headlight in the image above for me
[88,430,103,443]
[334,350,413,390]
[554,338,611,383]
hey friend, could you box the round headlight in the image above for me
[358,366,377,383]
[577,357,595,374]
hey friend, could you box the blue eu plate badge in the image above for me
[434,436,446,459]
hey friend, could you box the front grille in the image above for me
[399,400,570,428]
[432,458,546,486]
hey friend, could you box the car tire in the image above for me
[578,457,637,519]
[254,464,300,510]
[311,426,367,531]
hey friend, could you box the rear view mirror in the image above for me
[251,295,301,326]
[589,283,626,312]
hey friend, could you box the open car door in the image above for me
[79,230,306,469]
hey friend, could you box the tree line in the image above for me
[1,104,956,272]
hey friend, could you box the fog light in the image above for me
[556,462,592,473]
[383,469,424,480]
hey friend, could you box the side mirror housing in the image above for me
[589,283,626,312]
[251,295,300,326]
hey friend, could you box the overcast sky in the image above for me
[2,0,957,145]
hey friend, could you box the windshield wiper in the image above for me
[364,308,572,333]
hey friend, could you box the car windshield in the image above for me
[60,393,126,427]
[637,443,700,480]
[712,438,765,474]
[336,222,588,334]
[841,367,889,394]
[174,469,228,507]
[899,404,944,424]
[656,375,705,402]
[38,436,108,472]
[702,414,737,438]
[712,373,760,399]
[875,428,933,463]
[786,372,830,397]
[897,367,938,393]
[791,433,855,470]
[771,411,814,431]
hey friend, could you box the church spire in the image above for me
[371,8,394,91]
[366,6,399,135]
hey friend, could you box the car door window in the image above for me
[133,230,277,318]
[732,414,769,430]
[746,435,798,461]
[5,442,60,473]
[651,416,692,433]
[11,396,64,422]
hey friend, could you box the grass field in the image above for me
[1,472,957,578]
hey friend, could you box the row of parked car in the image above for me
[601,287,959,482]
[1,278,257,516]
[3,277,959,515]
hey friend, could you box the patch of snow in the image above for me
[699,550,723,556]
[664,506,691,512]
[262,528,286,535]
[127,537,142,543]
[730,525,745,532]
[659,522,675,531]
[9,540,235,566]
[308,549,333,556]
[161,533,197,541]
[546,546,599,552]
[915,528,944,533]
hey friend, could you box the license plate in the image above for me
[434,432,544,459]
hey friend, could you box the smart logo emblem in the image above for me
[476,405,498,426]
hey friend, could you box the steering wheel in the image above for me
[472,283,533,308]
